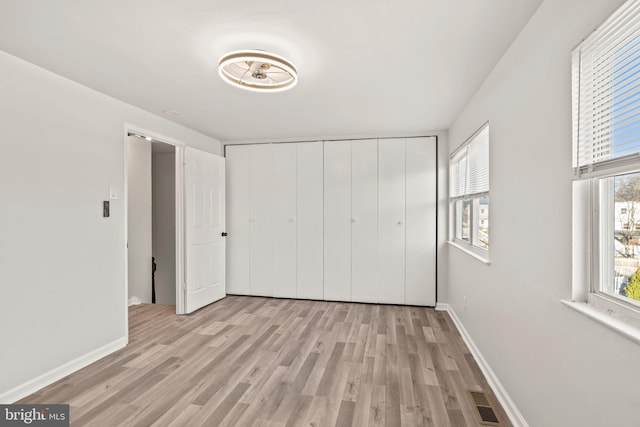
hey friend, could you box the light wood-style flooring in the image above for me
[20,296,511,426]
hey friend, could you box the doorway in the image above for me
[126,132,180,310]
[151,141,176,304]
[124,127,226,320]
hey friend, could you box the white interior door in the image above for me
[351,139,378,303]
[184,147,226,314]
[272,144,297,298]
[406,137,437,306]
[225,145,251,295]
[250,144,274,297]
[378,139,406,304]
[324,141,352,301]
[297,141,324,300]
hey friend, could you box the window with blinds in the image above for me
[573,0,640,177]
[572,0,640,316]
[450,123,490,199]
[449,123,490,255]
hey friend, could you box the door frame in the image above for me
[123,123,187,342]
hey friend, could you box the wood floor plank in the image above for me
[412,381,435,427]
[342,361,362,403]
[301,396,332,427]
[19,296,512,427]
[202,382,251,426]
[164,404,201,427]
[385,364,402,426]
[334,400,355,427]
[282,395,313,427]
[369,384,386,426]
[351,382,372,426]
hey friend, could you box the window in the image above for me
[572,0,640,327]
[449,123,489,259]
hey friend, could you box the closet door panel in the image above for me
[351,139,378,303]
[406,138,437,306]
[250,144,274,297]
[378,139,406,304]
[272,144,297,298]
[297,142,324,300]
[324,141,352,301]
[225,145,251,295]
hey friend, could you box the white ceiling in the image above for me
[0,0,542,142]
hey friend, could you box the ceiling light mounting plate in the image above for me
[218,49,297,92]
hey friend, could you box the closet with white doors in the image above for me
[225,137,436,306]
[225,142,324,299]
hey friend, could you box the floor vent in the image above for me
[468,390,501,426]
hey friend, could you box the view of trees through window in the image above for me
[613,172,640,302]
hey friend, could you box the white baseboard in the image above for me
[128,296,141,306]
[435,303,450,312]
[0,337,127,404]
[435,303,529,427]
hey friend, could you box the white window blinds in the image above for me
[573,0,640,177]
[450,123,489,199]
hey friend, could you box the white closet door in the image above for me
[406,137,437,306]
[297,142,324,300]
[226,145,251,295]
[250,144,274,297]
[351,139,378,303]
[378,139,406,304]
[272,144,297,298]
[324,141,352,301]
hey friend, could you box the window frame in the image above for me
[571,0,640,336]
[572,177,640,343]
[449,123,490,262]
[576,172,640,315]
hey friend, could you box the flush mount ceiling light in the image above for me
[218,50,297,92]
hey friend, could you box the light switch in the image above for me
[109,186,119,200]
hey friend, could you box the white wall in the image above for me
[0,51,220,402]
[436,132,449,304]
[128,136,152,303]
[152,152,176,305]
[447,0,640,426]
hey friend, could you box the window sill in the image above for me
[561,299,640,345]
[447,241,490,265]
